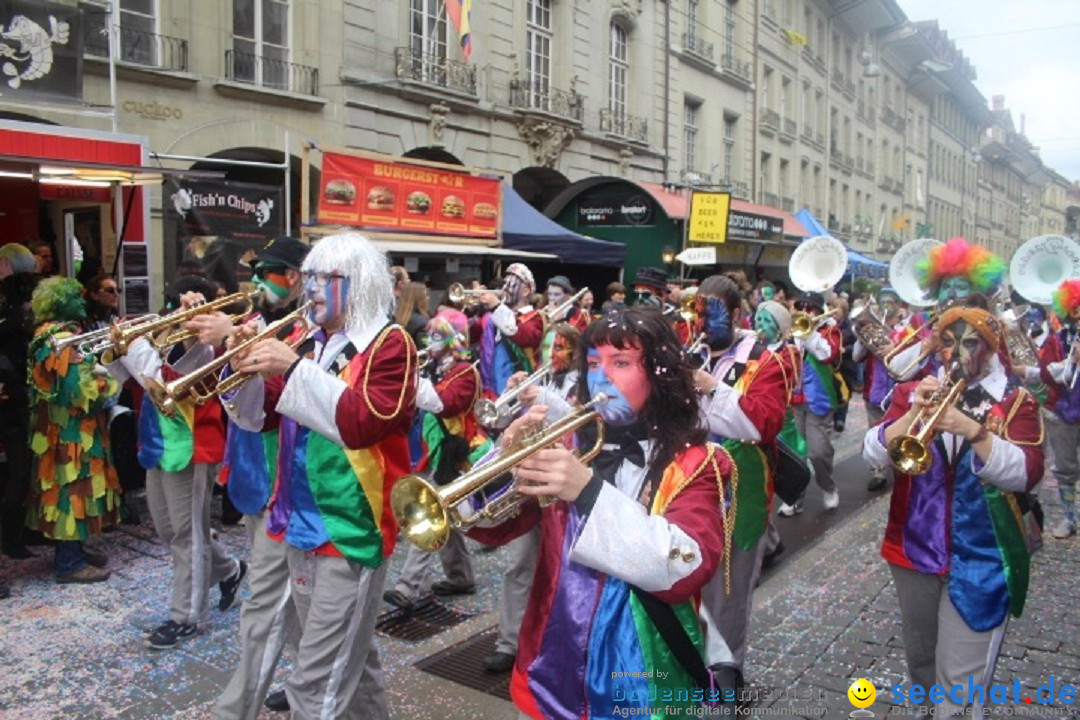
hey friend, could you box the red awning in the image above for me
[637,182,809,238]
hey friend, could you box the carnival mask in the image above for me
[754,309,781,344]
[586,344,650,426]
[552,333,574,373]
[939,320,993,381]
[546,286,566,306]
[937,276,972,304]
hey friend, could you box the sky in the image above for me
[897,0,1080,182]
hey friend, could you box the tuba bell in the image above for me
[850,304,894,357]
[391,394,608,552]
[788,235,849,294]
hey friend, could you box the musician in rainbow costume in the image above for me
[863,306,1042,717]
[479,263,544,397]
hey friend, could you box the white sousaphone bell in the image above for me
[788,235,849,293]
[889,237,943,308]
[1010,234,1080,306]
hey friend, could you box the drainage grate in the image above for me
[413,626,511,701]
[375,596,478,642]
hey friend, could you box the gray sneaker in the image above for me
[1052,519,1076,539]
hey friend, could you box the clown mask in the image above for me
[939,320,993,381]
[755,308,781,345]
[586,343,651,426]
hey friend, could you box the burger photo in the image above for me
[367,185,395,211]
[441,195,466,218]
[323,179,357,206]
[407,191,432,214]
[473,202,497,220]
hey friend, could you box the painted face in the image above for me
[551,333,574,373]
[937,276,972,303]
[504,273,531,306]
[1027,306,1046,336]
[759,286,775,302]
[754,309,781,344]
[882,297,900,320]
[304,270,350,330]
[256,266,292,307]
[633,286,660,308]
[939,321,993,380]
[586,343,651,426]
[546,285,567,306]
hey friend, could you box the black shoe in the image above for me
[483,651,515,673]
[56,565,111,584]
[82,546,108,568]
[120,500,141,526]
[3,544,33,559]
[264,688,290,712]
[147,620,197,649]
[867,475,888,492]
[383,589,415,610]
[710,664,746,709]
[218,560,248,611]
[761,540,785,571]
[431,580,476,596]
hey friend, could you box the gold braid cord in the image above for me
[710,445,738,596]
[1001,388,1045,446]
[362,326,415,421]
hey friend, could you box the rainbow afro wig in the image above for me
[32,277,86,323]
[425,309,470,360]
[915,237,1006,294]
[1052,279,1080,321]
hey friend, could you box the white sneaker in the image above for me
[778,501,803,517]
[822,490,840,510]
[1052,519,1076,539]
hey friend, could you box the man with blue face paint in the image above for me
[690,276,792,699]
[478,263,544,397]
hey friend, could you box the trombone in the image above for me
[390,393,608,552]
[474,361,552,428]
[887,364,966,475]
[51,315,159,357]
[144,303,312,417]
[448,282,502,307]
[790,307,840,340]
[542,287,590,323]
[109,291,257,357]
[684,332,710,367]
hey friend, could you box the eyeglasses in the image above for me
[303,271,346,288]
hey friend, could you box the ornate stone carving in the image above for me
[428,102,450,146]
[618,148,633,177]
[517,118,575,168]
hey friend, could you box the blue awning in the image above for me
[846,248,888,278]
[794,208,828,237]
[501,184,626,266]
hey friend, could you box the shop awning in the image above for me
[501,184,626,266]
[637,182,810,239]
[846,248,889,278]
[0,154,223,185]
[369,236,556,261]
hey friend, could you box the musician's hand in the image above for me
[184,312,236,347]
[480,292,501,310]
[227,318,261,350]
[693,368,717,395]
[178,291,206,311]
[516,447,592,502]
[912,376,940,408]
[936,405,982,440]
[546,304,568,322]
[500,404,548,450]
[242,338,298,376]
[505,371,528,390]
[518,384,542,407]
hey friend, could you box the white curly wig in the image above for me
[302,232,393,332]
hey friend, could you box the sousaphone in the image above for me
[889,238,943,308]
[789,235,849,293]
[1010,234,1080,306]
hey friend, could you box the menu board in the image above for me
[316,151,501,238]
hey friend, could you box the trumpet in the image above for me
[51,315,160,357]
[145,303,312,417]
[448,282,503,307]
[790,307,840,340]
[887,364,966,475]
[684,332,710,368]
[679,292,699,324]
[390,393,608,551]
[542,287,590,323]
[474,361,552,428]
[882,310,940,381]
[109,291,257,357]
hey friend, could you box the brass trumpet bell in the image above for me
[109,291,257,357]
[887,365,966,475]
[448,282,502,307]
[790,307,840,340]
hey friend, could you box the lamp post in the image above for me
[661,245,676,266]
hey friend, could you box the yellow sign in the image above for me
[688,192,732,244]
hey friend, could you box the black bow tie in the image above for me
[592,421,649,484]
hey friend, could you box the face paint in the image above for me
[257,270,291,307]
[552,333,574,372]
[306,272,350,330]
[546,286,566,306]
[937,276,972,303]
[1027,307,1046,337]
[939,321,992,380]
[754,309,781,344]
[760,286,775,302]
[704,296,733,350]
[586,344,650,426]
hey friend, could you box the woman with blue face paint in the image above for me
[469,308,736,719]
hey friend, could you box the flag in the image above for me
[784,29,808,46]
[446,0,473,62]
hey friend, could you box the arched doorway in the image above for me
[513,167,569,212]
[402,147,463,166]
[0,111,59,126]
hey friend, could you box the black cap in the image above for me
[546,275,574,293]
[796,291,825,310]
[253,235,309,271]
[634,266,669,293]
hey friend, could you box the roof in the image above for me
[636,182,810,238]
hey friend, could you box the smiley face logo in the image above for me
[848,678,876,708]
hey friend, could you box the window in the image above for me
[83,0,159,66]
[233,0,290,89]
[761,67,773,111]
[609,23,628,121]
[761,152,772,196]
[526,0,553,108]
[723,115,736,183]
[684,101,700,172]
[687,0,699,43]
[409,0,449,66]
[724,2,736,60]
[780,76,791,121]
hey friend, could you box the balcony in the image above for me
[830,146,843,163]
[225,49,318,95]
[831,68,844,90]
[721,53,753,84]
[394,47,477,95]
[783,118,798,137]
[866,160,875,174]
[762,191,780,208]
[85,26,188,72]
[880,176,895,191]
[882,105,907,132]
[730,180,751,199]
[682,169,713,186]
[845,154,855,168]
[842,223,852,235]
[681,32,715,63]
[782,196,795,212]
[599,108,648,143]
[844,79,856,98]
[509,79,584,122]
[856,157,864,172]
[761,109,780,135]
[801,124,815,142]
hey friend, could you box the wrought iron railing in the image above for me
[761,109,780,131]
[599,108,648,143]
[85,26,188,72]
[762,191,780,208]
[682,169,713,186]
[394,47,477,95]
[721,53,752,82]
[783,118,797,136]
[681,32,715,62]
[509,79,584,121]
[730,180,751,199]
[225,49,318,95]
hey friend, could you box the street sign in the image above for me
[676,246,717,265]
[688,191,732,244]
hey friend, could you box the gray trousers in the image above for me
[794,405,837,494]
[393,529,474,600]
[286,549,389,720]
[494,525,540,655]
[213,511,300,720]
[866,403,889,478]
[890,564,1007,717]
[145,464,238,626]
[1045,409,1080,524]
[701,532,768,670]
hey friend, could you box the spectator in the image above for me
[84,275,121,329]
[602,281,627,314]
[28,241,55,276]
[395,281,430,345]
